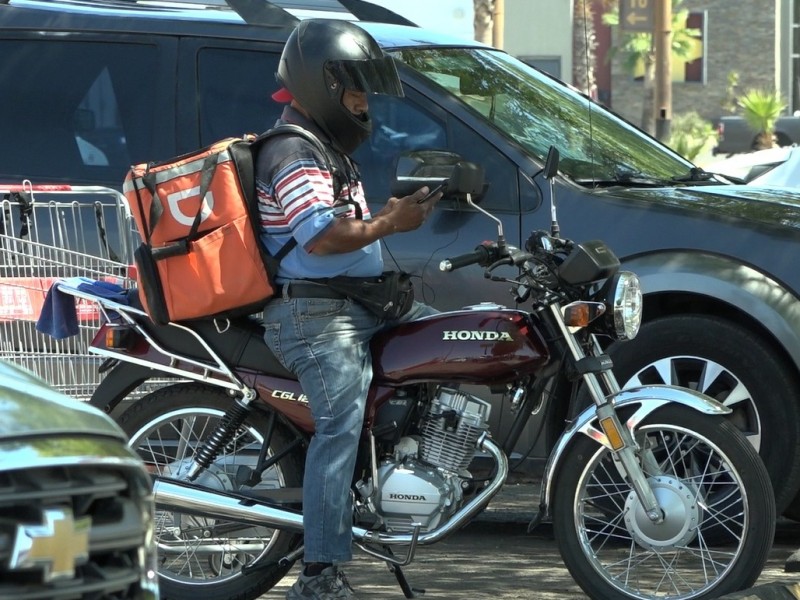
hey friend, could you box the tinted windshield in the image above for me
[393,47,693,182]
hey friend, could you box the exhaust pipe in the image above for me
[153,477,306,532]
[153,436,508,546]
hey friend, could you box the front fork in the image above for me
[549,304,664,523]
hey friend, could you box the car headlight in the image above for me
[608,271,642,340]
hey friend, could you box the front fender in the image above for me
[537,384,730,517]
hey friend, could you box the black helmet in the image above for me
[276,19,404,154]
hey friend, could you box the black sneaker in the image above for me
[285,565,359,599]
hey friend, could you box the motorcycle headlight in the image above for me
[606,271,642,340]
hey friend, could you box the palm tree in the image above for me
[572,0,597,98]
[602,0,700,135]
[738,88,787,149]
[474,0,493,44]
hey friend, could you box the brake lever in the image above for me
[484,249,535,282]
[508,249,534,265]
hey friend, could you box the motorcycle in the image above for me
[59,147,775,600]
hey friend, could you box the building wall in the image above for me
[610,0,779,127]
[604,0,794,127]
[503,0,573,80]
[501,0,791,129]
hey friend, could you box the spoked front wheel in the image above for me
[551,404,775,600]
[119,383,305,600]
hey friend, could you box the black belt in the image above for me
[282,281,347,300]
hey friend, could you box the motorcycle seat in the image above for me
[128,291,293,378]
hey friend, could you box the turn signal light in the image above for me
[106,327,132,349]
[563,301,606,328]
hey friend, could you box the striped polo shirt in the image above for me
[255,107,383,282]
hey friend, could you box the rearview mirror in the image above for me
[391,149,485,200]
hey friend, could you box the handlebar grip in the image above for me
[440,245,493,272]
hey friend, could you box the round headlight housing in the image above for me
[609,271,642,340]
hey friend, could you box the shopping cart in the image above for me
[0,181,140,399]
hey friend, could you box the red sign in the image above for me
[0,278,100,323]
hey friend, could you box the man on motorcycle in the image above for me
[256,18,442,600]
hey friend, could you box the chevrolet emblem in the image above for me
[9,507,91,582]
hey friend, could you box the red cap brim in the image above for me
[271,88,293,103]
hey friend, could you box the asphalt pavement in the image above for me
[259,482,800,599]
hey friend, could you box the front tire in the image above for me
[609,314,800,516]
[118,383,305,600]
[551,404,775,600]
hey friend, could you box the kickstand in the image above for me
[354,528,424,597]
[386,561,424,598]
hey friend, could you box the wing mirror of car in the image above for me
[390,149,485,201]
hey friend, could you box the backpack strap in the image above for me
[254,123,348,261]
[255,123,351,197]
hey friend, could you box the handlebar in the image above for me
[439,243,497,272]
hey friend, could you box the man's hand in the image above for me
[311,187,442,255]
[375,186,442,233]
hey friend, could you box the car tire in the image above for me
[607,314,800,517]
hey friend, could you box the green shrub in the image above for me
[738,88,787,149]
[667,111,715,161]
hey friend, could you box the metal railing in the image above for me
[0,181,141,399]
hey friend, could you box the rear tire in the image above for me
[552,404,775,600]
[119,382,305,600]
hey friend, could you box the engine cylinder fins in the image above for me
[419,388,491,472]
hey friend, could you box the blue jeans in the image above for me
[262,288,437,563]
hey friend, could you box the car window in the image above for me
[354,94,517,211]
[353,95,446,202]
[196,47,283,145]
[0,39,161,185]
[394,47,693,183]
[447,116,518,212]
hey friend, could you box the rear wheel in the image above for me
[609,314,800,516]
[552,404,775,600]
[119,382,305,600]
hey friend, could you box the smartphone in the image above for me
[417,183,446,203]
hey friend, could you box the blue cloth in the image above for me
[36,282,79,339]
[36,279,131,339]
[76,279,128,302]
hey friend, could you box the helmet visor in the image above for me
[326,56,404,97]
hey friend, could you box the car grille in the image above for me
[0,465,150,600]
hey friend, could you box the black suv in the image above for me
[4,0,800,520]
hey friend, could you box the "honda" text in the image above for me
[442,330,514,341]
[388,493,427,501]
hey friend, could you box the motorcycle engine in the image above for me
[367,388,491,533]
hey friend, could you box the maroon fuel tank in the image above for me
[371,306,551,385]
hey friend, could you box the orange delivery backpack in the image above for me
[123,124,334,325]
